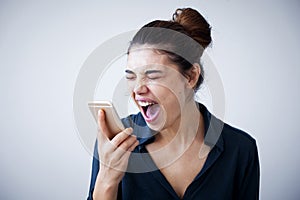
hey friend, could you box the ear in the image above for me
[186,63,201,89]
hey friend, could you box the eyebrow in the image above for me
[145,70,163,75]
[125,69,135,74]
[125,69,163,75]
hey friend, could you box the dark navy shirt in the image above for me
[87,103,260,200]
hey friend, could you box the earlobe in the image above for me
[187,63,201,89]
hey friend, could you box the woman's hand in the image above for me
[93,109,139,200]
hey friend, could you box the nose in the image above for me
[133,79,148,95]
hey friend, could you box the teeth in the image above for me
[138,101,156,107]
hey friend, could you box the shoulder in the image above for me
[221,122,258,158]
[200,103,257,154]
[223,122,256,146]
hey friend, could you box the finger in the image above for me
[97,109,110,140]
[112,138,139,164]
[111,150,132,172]
[117,135,138,151]
[127,140,139,152]
[110,128,133,148]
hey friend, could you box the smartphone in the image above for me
[88,100,125,139]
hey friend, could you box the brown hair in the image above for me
[128,8,212,90]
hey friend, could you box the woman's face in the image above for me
[126,48,192,131]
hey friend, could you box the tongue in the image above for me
[146,104,160,119]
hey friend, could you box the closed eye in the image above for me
[147,75,161,80]
[145,70,163,80]
[125,69,136,80]
[125,76,136,80]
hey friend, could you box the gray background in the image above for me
[0,0,299,199]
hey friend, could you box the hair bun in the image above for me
[173,8,212,49]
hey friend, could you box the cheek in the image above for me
[126,80,136,94]
[145,84,164,98]
[148,79,185,100]
[164,73,187,92]
[154,86,182,108]
[126,79,134,88]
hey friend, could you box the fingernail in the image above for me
[127,127,133,134]
[98,109,103,117]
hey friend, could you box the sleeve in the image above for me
[237,141,260,200]
[86,140,123,200]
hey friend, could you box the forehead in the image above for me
[127,48,177,72]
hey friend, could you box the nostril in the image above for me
[134,84,148,94]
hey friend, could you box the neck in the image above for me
[146,100,205,169]
[156,100,204,148]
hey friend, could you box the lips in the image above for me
[136,98,161,122]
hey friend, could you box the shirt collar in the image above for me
[199,103,224,151]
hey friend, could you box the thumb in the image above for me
[97,109,110,141]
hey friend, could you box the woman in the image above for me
[88,8,260,200]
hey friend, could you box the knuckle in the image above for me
[112,132,128,145]
[122,137,136,150]
[112,136,121,146]
[122,142,131,150]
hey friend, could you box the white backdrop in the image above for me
[0,0,299,199]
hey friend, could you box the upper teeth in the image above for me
[138,101,156,107]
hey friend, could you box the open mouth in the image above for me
[137,100,161,122]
